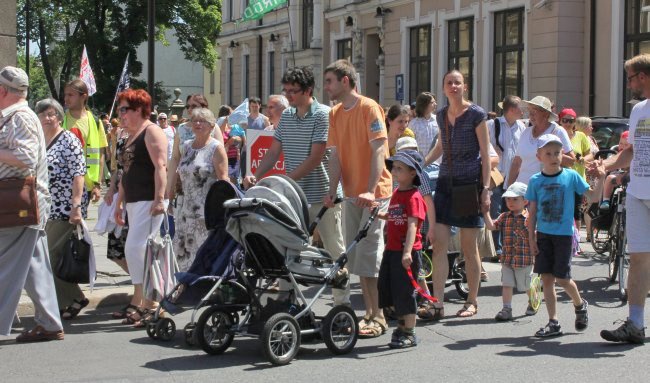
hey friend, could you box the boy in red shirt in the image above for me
[378,150,427,348]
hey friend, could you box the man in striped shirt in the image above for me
[244,67,349,305]
[0,66,64,342]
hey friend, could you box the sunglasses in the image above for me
[118,106,134,115]
[561,118,575,124]
[158,118,167,121]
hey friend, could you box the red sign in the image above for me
[246,130,285,177]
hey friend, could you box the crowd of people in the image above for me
[0,53,648,347]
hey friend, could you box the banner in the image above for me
[246,129,285,177]
[242,0,287,22]
[79,45,97,96]
[117,54,130,92]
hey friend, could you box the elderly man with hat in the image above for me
[0,66,64,342]
[507,96,575,185]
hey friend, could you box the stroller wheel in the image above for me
[454,261,471,300]
[196,306,235,355]
[155,318,176,341]
[322,305,358,355]
[183,323,197,347]
[146,322,158,340]
[262,313,301,365]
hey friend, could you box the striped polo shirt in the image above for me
[274,99,331,204]
[0,101,51,230]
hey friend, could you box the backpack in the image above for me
[493,118,504,152]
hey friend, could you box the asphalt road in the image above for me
[2,242,647,383]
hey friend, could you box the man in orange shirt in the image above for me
[324,59,393,338]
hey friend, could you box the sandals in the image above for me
[121,307,144,325]
[15,325,64,343]
[418,304,445,322]
[61,297,89,320]
[358,315,373,329]
[359,317,388,338]
[456,302,478,318]
[112,304,138,319]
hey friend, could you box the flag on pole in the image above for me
[117,54,130,92]
[79,45,97,96]
[241,0,287,22]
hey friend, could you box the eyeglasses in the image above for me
[38,111,58,119]
[191,120,210,125]
[561,118,575,124]
[118,106,134,115]
[282,88,305,96]
[627,72,640,82]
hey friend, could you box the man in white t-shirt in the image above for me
[601,54,650,344]
[157,113,175,160]
[487,95,526,259]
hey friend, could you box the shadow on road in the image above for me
[445,336,637,358]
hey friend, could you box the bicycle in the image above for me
[606,182,629,303]
[420,250,473,300]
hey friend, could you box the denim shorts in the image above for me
[434,176,484,228]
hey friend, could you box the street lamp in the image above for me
[148,0,155,104]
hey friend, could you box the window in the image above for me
[337,39,352,62]
[269,51,275,95]
[302,0,314,49]
[227,0,233,21]
[624,0,650,116]
[448,18,474,100]
[243,54,250,99]
[409,26,432,103]
[227,58,233,106]
[209,71,215,95]
[493,8,525,111]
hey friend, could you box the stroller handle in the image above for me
[308,197,343,235]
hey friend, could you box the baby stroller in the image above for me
[145,180,245,344]
[194,175,380,365]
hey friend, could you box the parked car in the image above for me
[590,116,629,150]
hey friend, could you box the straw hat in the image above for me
[521,96,557,121]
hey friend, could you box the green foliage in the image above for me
[17,51,50,106]
[17,0,222,113]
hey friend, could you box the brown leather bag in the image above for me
[0,176,40,228]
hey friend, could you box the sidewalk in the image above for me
[18,200,133,316]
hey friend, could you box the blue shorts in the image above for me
[434,177,484,228]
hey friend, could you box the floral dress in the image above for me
[107,132,129,260]
[174,138,222,271]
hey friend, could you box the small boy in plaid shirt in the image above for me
[483,182,536,321]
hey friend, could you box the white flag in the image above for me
[80,45,97,96]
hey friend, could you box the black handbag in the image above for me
[443,111,480,217]
[56,225,91,284]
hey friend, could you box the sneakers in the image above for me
[599,200,611,211]
[495,307,513,322]
[600,319,646,344]
[535,321,563,338]
[480,271,489,282]
[525,304,539,316]
[575,299,589,331]
[389,331,418,349]
[390,328,403,344]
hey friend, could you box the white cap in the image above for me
[537,134,563,149]
[395,136,418,152]
[502,182,527,198]
[157,113,168,120]
[0,66,29,91]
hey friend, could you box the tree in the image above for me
[17,51,51,106]
[17,0,222,113]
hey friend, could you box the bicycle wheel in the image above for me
[590,227,609,255]
[419,250,433,279]
[607,214,620,283]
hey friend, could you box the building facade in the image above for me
[0,0,16,69]
[215,0,650,117]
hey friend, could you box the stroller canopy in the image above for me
[204,180,244,230]
[255,175,310,235]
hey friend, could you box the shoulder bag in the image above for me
[443,111,481,217]
[0,112,40,229]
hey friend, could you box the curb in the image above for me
[17,286,133,317]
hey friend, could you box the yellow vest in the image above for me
[64,110,101,189]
